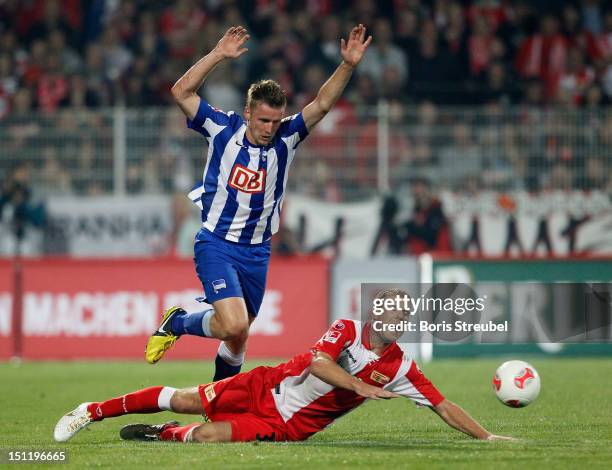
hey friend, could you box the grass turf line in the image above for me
[2,358,611,469]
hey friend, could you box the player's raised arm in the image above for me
[171,26,250,120]
[302,24,372,131]
[432,399,516,441]
[310,351,399,400]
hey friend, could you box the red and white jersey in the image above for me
[265,319,444,440]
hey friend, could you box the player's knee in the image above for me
[217,317,249,341]
[191,424,220,443]
[169,388,200,414]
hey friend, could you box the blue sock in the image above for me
[213,355,242,381]
[170,309,213,337]
[213,343,244,381]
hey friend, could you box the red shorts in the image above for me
[198,366,289,442]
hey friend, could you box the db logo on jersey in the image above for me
[229,164,266,193]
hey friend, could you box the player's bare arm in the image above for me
[310,350,399,400]
[302,24,372,131]
[432,399,515,441]
[171,26,250,120]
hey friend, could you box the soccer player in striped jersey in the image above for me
[56,290,514,443]
[144,25,373,381]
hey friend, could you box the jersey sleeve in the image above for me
[186,97,236,138]
[311,320,356,361]
[388,360,445,407]
[278,112,309,149]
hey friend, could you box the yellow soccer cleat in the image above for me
[145,306,185,364]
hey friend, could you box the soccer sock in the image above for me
[87,386,176,421]
[160,423,200,442]
[170,309,214,337]
[213,342,245,381]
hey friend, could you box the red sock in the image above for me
[160,423,200,442]
[88,386,164,421]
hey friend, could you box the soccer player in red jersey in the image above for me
[54,289,513,443]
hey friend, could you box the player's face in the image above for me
[375,306,409,343]
[244,102,285,146]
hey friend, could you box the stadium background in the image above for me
[0,1,611,467]
[1,0,610,361]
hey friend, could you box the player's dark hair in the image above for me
[246,80,287,109]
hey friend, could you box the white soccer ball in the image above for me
[492,360,541,408]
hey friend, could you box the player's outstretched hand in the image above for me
[340,24,372,67]
[354,381,400,400]
[215,26,249,59]
[486,434,518,442]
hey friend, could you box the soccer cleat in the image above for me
[145,306,185,364]
[120,421,180,441]
[53,402,93,442]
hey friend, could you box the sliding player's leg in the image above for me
[125,412,287,443]
[134,421,233,443]
[53,386,202,442]
[125,359,291,444]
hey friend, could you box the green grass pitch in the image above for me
[2,358,611,469]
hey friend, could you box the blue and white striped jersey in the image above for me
[187,98,308,244]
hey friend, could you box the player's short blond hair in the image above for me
[374,288,409,302]
[370,288,411,318]
[246,79,287,109]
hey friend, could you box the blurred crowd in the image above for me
[0,0,611,204]
[2,0,612,114]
